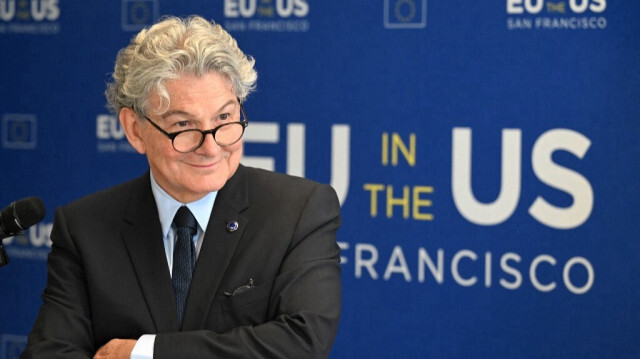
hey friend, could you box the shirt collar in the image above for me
[149,171,217,237]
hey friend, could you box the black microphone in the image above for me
[0,196,46,267]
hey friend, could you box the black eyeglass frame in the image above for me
[140,103,248,153]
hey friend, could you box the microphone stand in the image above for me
[0,240,9,267]
[0,232,16,268]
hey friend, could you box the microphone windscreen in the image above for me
[0,197,46,235]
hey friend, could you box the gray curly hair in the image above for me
[105,15,257,117]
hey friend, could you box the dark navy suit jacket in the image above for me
[22,165,342,358]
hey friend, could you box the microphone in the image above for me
[0,196,46,267]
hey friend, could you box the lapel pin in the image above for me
[226,221,239,232]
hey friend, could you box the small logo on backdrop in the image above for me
[1,334,26,359]
[506,0,607,30]
[223,0,310,33]
[96,114,136,153]
[2,223,52,262]
[121,0,158,31]
[0,0,60,35]
[384,0,427,29]
[2,114,37,149]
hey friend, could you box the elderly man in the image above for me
[22,16,341,359]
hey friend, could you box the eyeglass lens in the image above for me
[173,122,245,153]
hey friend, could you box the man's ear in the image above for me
[120,107,146,154]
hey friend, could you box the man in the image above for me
[22,16,341,359]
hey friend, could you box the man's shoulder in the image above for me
[238,165,337,207]
[242,165,323,193]
[62,173,148,214]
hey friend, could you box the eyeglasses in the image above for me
[142,104,248,153]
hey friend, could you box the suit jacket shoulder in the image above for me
[240,165,331,206]
[61,172,150,222]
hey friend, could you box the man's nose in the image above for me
[195,132,220,154]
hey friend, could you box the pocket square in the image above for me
[224,278,255,297]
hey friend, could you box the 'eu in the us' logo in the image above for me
[1,335,27,359]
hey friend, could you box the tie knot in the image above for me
[173,206,197,235]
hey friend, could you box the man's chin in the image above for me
[203,176,230,192]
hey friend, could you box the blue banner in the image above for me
[1,1,638,358]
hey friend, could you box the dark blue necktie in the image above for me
[172,206,197,327]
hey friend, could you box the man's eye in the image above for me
[219,113,230,121]
[176,121,189,127]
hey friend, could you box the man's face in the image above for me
[138,72,243,203]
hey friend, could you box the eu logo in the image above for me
[2,114,37,149]
[384,0,427,29]
[121,0,158,31]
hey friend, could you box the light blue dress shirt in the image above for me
[131,171,217,359]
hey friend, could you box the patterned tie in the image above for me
[172,206,197,327]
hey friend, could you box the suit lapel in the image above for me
[182,165,250,330]
[121,173,179,333]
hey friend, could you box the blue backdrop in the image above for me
[1,1,639,358]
